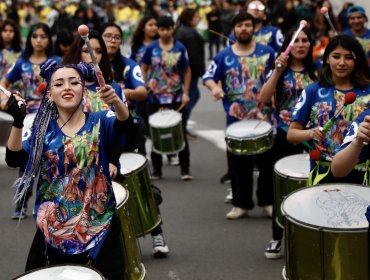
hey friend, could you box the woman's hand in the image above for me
[98,85,122,106]
[355,116,370,144]
[274,53,289,72]
[309,126,325,142]
[211,86,224,101]
[109,162,118,180]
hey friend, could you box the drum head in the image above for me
[148,110,182,128]
[119,153,147,176]
[282,184,370,230]
[225,119,271,139]
[274,154,310,179]
[23,113,36,134]
[112,181,129,208]
[14,265,104,279]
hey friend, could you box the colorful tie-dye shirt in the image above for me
[342,28,370,68]
[141,39,189,105]
[203,43,275,125]
[22,110,130,255]
[6,56,61,113]
[292,82,370,159]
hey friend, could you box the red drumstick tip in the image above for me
[300,20,308,27]
[38,82,47,93]
[344,92,357,105]
[320,6,328,15]
[78,25,89,37]
[309,149,321,161]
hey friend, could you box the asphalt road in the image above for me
[0,82,285,279]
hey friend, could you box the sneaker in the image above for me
[152,233,169,258]
[181,168,193,181]
[224,188,233,203]
[265,240,281,259]
[262,205,273,218]
[151,169,162,180]
[11,209,26,220]
[168,155,179,166]
[220,173,231,184]
[226,207,248,219]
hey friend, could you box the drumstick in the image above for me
[0,85,25,109]
[277,20,307,69]
[320,7,338,36]
[176,102,186,112]
[209,29,236,44]
[77,25,106,88]
[309,149,331,161]
[322,92,356,133]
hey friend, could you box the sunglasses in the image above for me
[248,3,265,11]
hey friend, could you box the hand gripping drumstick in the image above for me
[277,20,307,68]
[320,7,338,36]
[322,92,356,133]
[0,85,25,109]
[77,25,106,88]
[309,149,331,162]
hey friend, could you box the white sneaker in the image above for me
[152,234,169,258]
[262,205,273,218]
[226,207,248,219]
[265,239,281,259]
[168,155,179,166]
[224,188,233,203]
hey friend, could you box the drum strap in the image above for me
[308,160,370,186]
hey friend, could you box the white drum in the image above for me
[225,119,273,155]
[282,184,370,280]
[23,113,36,134]
[0,111,13,145]
[148,110,184,154]
[13,265,105,279]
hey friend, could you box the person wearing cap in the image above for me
[342,5,370,67]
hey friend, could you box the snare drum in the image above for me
[13,264,105,280]
[148,110,185,154]
[274,153,310,228]
[282,184,370,280]
[112,182,146,280]
[225,119,273,155]
[23,113,36,134]
[119,153,161,237]
[0,111,12,145]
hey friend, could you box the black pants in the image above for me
[25,214,125,280]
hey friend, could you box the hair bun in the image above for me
[40,59,59,82]
[76,62,96,83]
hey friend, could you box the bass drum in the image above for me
[282,184,370,280]
[13,264,105,280]
[112,182,146,280]
[225,119,273,155]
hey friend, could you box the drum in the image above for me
[13,264,105,279]
[112,182,146,280]
[119,153,161,237]
[0,111,12,146]
[282,184,370,280]
[148,110,185,154]
[274,153,310,228]
[23,113,36,134]
[225,119,273,155]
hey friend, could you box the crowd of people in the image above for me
[0,0,369,278]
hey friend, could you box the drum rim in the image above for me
[281,183,370,231]
[274,168,309,180]
[12,264,105,279]
[119,152,148,176]
[225,128,273,141]
[148,109,182,127]
[274,153,310,179]
[112,181,129,209]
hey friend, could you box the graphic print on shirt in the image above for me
[83,87,110,113]
[36,121,113,255]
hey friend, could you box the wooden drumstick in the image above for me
[0,85,25,109]
[77,25,106,88]
[209,29,236,44]
[321,7,338,36]
[277,20,307,69]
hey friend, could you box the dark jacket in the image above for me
[175,24,205,79]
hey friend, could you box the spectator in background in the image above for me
[53,29,75,59]
[206,1,222,60]
[51,3,74,35]
[271,0,297,35]
[220,0,235,46]
[175,8,205,138]
[337,2,354,32]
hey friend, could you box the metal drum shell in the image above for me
[282,184,369,280]
[149,110,185,154]
[274,154,310,228]
[112,182,146,280]
[225,119,274,155]
[119,153,161,237]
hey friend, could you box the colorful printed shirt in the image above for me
[130,43,147,64]
[22,110,130,255]
[227,25,284,53]
[342,28,370,67]
[202,43,275,125]
[141,39,190,105]
[6,56,61,113]
[266,69,315,129]
[115,55,145,124]
[0,47,21,80]
[292,82,370,160]
[84,81,124,113]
